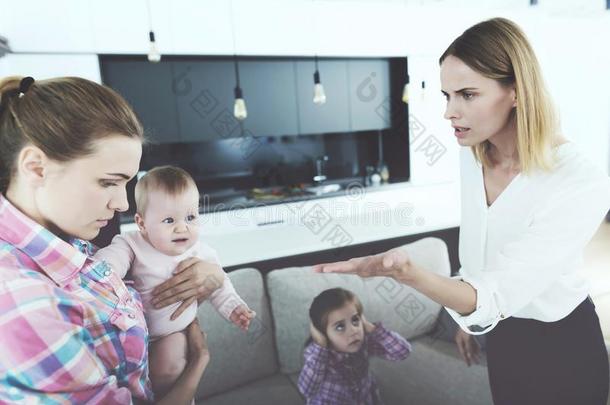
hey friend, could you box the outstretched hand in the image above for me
[312,247,414,283]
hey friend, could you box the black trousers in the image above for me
[486,297,609,405]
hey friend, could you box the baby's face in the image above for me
[325,302,365,353]
[138,186,201,256]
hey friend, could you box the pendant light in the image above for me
[401,57,409,104]
[145,0,161,63]
[310,0,326,105]
[313,55,327,105]
[421,80,426,102]
[233,56,247,120]
[229,1,247,120]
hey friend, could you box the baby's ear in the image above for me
[134,213,146,233]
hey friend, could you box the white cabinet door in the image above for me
[0,54,101,83]
[89,0,171,55]
[231,0,312,56]
[167,0,234,55]
[0,0,94,53]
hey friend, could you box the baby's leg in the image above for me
[148,331,189,399]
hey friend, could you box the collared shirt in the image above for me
[298,323,412,405]
[0,194,153,404]
[447,143,610,335]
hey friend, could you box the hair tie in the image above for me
[18,77,35,98]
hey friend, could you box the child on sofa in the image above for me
[298,287,412,405]
[95,165,255,399]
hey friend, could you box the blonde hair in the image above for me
[0,76,144,192]
[440,17,559,173]
[134,165,198,215]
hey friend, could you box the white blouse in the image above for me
[446,143,610,335]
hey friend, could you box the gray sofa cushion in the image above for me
[198,374,304,405]
[266,268,368,374]
[371,336,492,405]
[195,268,279,400]
[266,237,452,374]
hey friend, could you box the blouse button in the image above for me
[128,313,136,319]
[103,270,111,277]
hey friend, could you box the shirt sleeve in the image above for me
[196,242,248,320]
[298,342,330,398]
[0,279,134,404]
[447,173,610,335]
[207,273,248,320]
[366,322,412,361]
[93,234,135,279]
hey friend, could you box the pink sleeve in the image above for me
[208,274,247,320]
[196,242,248,319]
[93,234,135,279]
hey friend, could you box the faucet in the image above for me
[313,155,328,184]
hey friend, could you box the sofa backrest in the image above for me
[266,237,451,374]
[195,268,279,400]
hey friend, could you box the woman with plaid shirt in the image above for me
[0,76,220,404]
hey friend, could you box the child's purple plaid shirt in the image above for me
[298,322,412,405]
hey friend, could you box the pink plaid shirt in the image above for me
[0,194,153,404]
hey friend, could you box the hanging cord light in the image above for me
[313,55,327,105]
[233,55,247,120]
[145,0,161,63]
[310,0,326,105]
[229,0,247,120]
[401,57,409,104]
[421,80,426,102]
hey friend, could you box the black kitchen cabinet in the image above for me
[101,60,180,143]
[102,56,393,143]
[173,60,238,142]
[295,59,350,135]
[239,60,299,137]
[348,59,391,131]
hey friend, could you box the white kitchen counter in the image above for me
[120,180,460,267]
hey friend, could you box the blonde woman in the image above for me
[314,18,610,405]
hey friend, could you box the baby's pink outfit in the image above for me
[95,231,245,339]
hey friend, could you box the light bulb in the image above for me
[147,31,161,63]
[313,83,326,105]
[313,70,326,105]
[234,97,247,120]
[233,85,247,120]
[148,43,161,63]
[402,83,409,104]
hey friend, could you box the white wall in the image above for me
[1,0,609,264]
[1,0,608,174]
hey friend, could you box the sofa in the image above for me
[193,237,494,405]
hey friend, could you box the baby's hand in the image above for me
[229,305,256,331]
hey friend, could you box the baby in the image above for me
[95,165,255,398]
[298,287,411,405]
